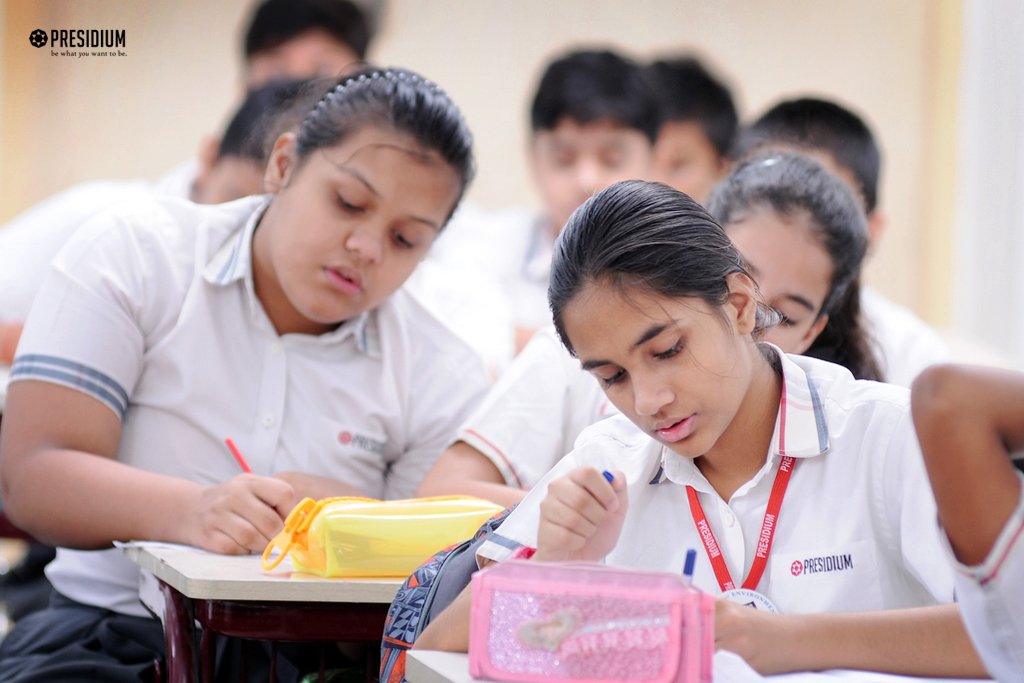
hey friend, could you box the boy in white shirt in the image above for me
[417,48,660,370]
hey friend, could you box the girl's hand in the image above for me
[185,474,297,554]
[535,467,628,562]
[714,598,797,675]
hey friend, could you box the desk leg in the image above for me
[160,580,198,683]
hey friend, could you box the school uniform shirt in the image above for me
[0,161,197,322]
[944,470,1024,682]
[861,287,951,388]
[408,204,555,374]
[456,327,617,489]
[479,348,955,615]
[9,194,490,617]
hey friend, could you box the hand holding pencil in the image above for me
[176,438,295,555]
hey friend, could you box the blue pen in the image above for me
[601,470,615,484]
[682,548,697,584]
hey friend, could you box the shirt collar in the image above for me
[202,196,380,357]
[651,344,831,487]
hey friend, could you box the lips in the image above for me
[324,265,363,295]
[655,414,695,443]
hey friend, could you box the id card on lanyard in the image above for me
[686,384,796,613]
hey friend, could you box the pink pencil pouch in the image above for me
[469,560,713,683]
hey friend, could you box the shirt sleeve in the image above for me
[944,471,1024,584]
[9,203,176,419]
[382,335,492,501]
[456,328,580,489]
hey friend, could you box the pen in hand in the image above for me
[224,437,252,473]
[683,548,697,585]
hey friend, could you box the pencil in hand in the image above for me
[224,437,253,473]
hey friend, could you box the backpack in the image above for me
[379,506,513,683]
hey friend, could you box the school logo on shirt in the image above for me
[28,28,127,57]
[338,430,386,454]
[790,553,854,577]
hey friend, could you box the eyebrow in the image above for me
[335,166,441,231]
[580,324,667,371]
[744,262,818,313]
[782,293,818,313]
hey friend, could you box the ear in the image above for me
[724,271,759,336]
[865,208,887,254]
[263,132,299,194]
[792,313,830,355]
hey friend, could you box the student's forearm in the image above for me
[912,364,1024,563]
[2,447,204,549]
[421,479,526,508]
[763,605,986,676]
[413,583,473,652]
[416,442,527,507]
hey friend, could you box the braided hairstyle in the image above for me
[294,66,475,223]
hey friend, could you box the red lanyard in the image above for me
[685,455,796,591]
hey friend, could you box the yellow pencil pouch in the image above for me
[261,495,506,578]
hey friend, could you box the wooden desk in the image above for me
[124,544,401,683]
[406,650,994,683]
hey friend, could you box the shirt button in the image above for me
[270,342,283,354]
[724,511,736,527]
[262,414,275,427]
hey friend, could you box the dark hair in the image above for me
[244,0,372,61]
[708,152,883,380]
[218,77,333,163]
[647,56,738,157]
[295,66,475,219]
[735,97,881,213]
[549,180,772,356]
[530,49,661,143]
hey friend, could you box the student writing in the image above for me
[416,180,985,678]
[418,152,882,507]
[0,66,487,682]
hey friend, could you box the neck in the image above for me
[696,345,782,500]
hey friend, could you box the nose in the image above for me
[632,369,674,417]
[344,225,383,265]
[572,157,605,198]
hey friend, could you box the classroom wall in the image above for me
[0,0,958,333]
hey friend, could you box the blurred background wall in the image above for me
[0,0,1019,368]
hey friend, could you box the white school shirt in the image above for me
[408,204,555,374]
[0,162,197,322]
[10,194,490,617]
[944,471,1024,682]
[861,287,951,387]
[480,348,955,615]
[456,327,616,489]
